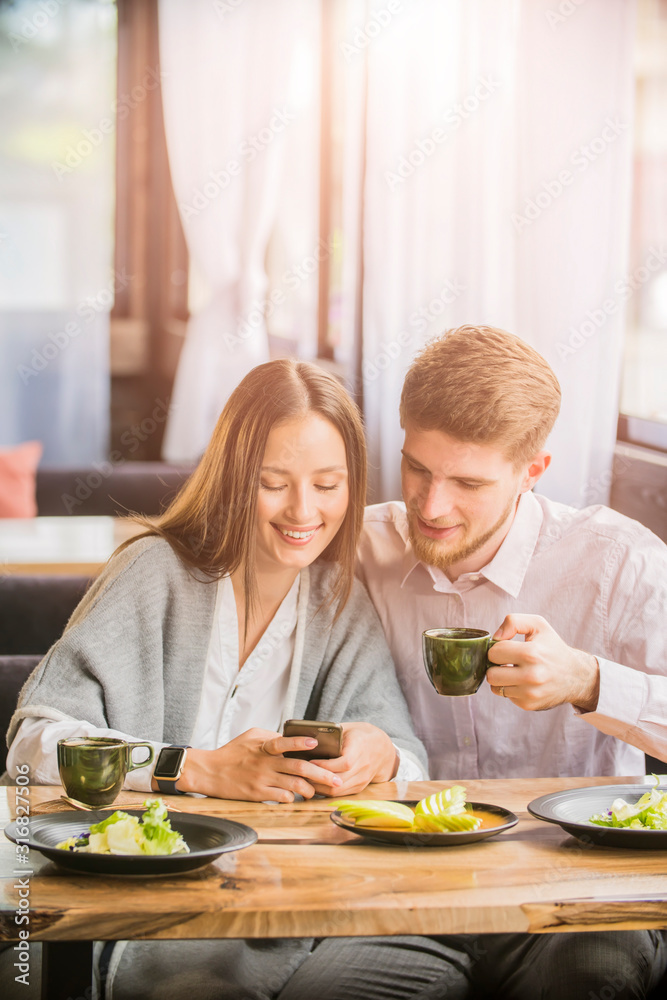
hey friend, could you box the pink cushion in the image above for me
[0,441,43,517]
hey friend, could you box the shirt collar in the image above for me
[400,491,543,598]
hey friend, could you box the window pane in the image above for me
[0,0,117,464]
[621,0,667,425]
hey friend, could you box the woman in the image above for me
[6,359,427,999]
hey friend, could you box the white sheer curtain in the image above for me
[347,0,635,506]
[0,1,115,465]
[158,0,320,463]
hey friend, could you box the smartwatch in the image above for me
[153,744,191,795]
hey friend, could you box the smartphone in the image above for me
[282,719,343,760]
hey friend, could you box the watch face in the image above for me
[155,747,184,779]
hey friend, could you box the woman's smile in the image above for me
[271,523,323,545]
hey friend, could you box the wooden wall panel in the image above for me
[610,443,667,542]
[110,0,189,458]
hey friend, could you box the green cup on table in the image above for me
[422,627,499,697]
[57,737,154,807]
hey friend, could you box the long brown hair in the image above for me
[124,359,367,621]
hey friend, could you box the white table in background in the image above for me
[0,516,141,576]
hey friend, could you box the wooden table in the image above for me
[0,516,141,575]
[2,778,667,998]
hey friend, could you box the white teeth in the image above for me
[279,528,316,539]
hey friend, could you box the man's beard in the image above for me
[407,493,519,572]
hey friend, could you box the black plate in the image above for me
[331,800,518,847]
[4,809,258,874]
[528,784,667,848]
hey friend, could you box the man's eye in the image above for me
[459,482,482,490]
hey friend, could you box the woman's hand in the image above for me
[173,728,343,802]
[309,722,399,797]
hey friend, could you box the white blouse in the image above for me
[191,572,303,747]
[8,567,425,790]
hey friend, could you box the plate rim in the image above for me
[527,783,667,836]
[330,798,519,845]
[4,808,258,870]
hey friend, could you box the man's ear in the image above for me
[519,451,551,492]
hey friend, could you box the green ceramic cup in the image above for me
[422,627,498,697]
[57,737,154,807]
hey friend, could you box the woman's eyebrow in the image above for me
[261,465,347,474]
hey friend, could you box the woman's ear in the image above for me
[520,451,551,492]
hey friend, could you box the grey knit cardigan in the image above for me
[7,537,427,774]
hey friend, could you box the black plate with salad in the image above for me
[528,781,667,848]
[4,798,258,875]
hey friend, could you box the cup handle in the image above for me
[486,637,499,667]
[127,742,155,771]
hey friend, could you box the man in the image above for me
[280,325,667,999]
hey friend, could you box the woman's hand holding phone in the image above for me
[309,721,399,796]
[178,728,343,802]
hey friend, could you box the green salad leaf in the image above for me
[589,777,667,830]
[89,809,131,834]
[57,798,189,856]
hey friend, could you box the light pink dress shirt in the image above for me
[356,491,667,780]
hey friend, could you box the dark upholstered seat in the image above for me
[0,575,90,774]
[0,655,41,774]
[0,575,90,655]
[36,462,194,517]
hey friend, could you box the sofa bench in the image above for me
[0,655,41,774]
[36,462,194,517]
[0,575,91,655]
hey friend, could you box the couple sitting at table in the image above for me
[6,325,667,999]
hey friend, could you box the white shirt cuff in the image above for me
[393,743,428,781]
[582,657,645,728]
[579,658,667,762]
[7,717,166,794]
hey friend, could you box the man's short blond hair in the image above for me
[399,325,562,466]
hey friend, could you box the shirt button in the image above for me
[463,737,471,746]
